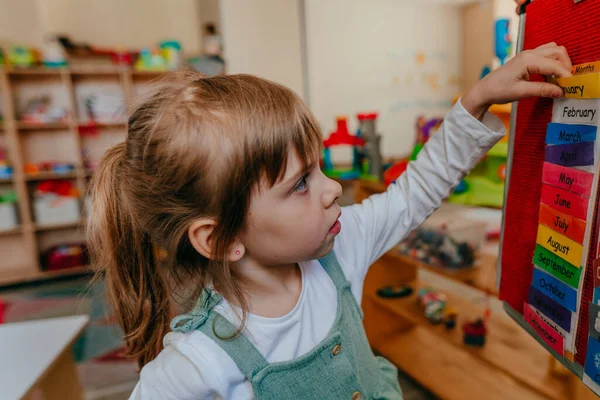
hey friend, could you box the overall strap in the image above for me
[318,251,349,289]
[170,289,269,380]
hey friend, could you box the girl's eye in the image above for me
[294,174,309,193]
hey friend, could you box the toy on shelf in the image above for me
[20,96,69,125]
[357,113,384,181]
[0,147,13,179]
[41,36,68,68]
[111,46,133,66]
[322,113,386,182]
[0,191,18,232]
[160,40,183,70]
[323,116,365,180]
[397,227,476,268]
[25,162,76,176]
[444,307,457,329]
[417,288,447,324]
[134,48,168,72]
[34,180,80,226]
[463,318,487,346]
[8,46,38,68]
[383,116,442,186]
[376,284,413,299]
[42,243,88,271]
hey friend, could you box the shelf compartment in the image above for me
[35,220,83,232]
[17,121,71,130]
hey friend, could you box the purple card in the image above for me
[545,141,595,167]
[528,285,572,332]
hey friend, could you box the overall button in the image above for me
[332,344,341,356]
[352,391,362,400]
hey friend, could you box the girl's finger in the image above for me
[517,81,563,100]
[535,45,573,72]
[525,54,572,78]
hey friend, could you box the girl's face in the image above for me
[242,150,343,265]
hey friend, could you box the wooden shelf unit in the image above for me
[0,66,166,286]
[357,180,596,399]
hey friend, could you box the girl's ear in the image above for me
[188,218,217,259]
[188,218,245,262]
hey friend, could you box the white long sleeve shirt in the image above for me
[130,100,506,399]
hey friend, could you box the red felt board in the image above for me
[499,0,600,367]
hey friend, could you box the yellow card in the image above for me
[556,73,600,99]
[572,61,600,75]
[536,224,584,267]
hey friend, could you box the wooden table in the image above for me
[0,315,89,400]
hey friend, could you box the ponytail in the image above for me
[88,143,170,368]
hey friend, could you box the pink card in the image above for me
[524,303,564,356]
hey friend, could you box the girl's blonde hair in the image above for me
[87,70,321,368]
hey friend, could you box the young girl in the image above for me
[88,43,571,399]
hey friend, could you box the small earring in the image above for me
[235,250,241,255]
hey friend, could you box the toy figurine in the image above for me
[357,112,383,180]
[463,318,487,346]
[444,307,458,329]
[322,116,365,180]
[417,288,447,324]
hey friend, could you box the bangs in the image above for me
[249,91,323,188]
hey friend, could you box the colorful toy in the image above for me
[495,18,512,66]
[24,162,76,176]
[160,40,183,70]
[20,96,69,124]
[417,288,447,324]
[397,227,476,268]
[323,116,365,180]
[377,284,413,299]
[8,46,37,68]
[134,48,168,72]
[42,243,88,271]
[444,307,458,329]
[357,113,384,180]
[383,116,442,186]
[463,318,487,346]
[41,37,67,68]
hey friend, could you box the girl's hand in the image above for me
[461,42,572,120]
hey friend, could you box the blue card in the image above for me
[532,268,578,312]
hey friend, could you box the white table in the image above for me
[0,315,89,400]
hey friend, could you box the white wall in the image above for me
[0,0,44,47]
[37,0,202,53]
[305,0,463,160]
[220,0,305,98]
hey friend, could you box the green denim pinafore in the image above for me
[170,252,403,400]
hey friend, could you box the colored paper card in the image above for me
[584,336,600,392]
[528,286,572,332]
[524,303,564,355]
[538,203,586,244]
[553,98,600,125]
[536,224,584,268]
[542,162,594,197]
[532,267,578,312]
[556,73,600,99]
[590,302,600,341]
[533,245,582,289]
[530,304,575,352]
[546,123,597,145]
[573,61,600,75]
[545,142,595,167]
[540,183,589,221]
